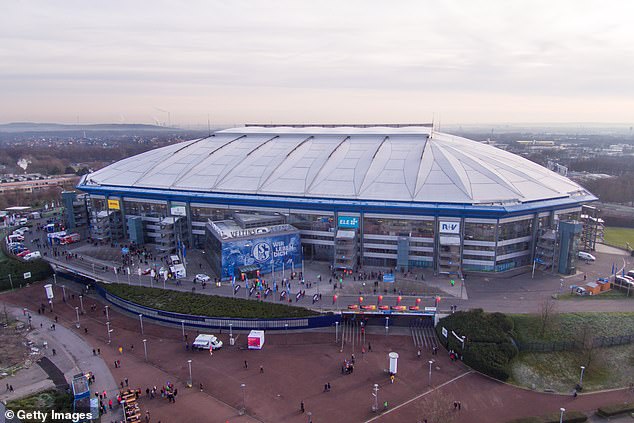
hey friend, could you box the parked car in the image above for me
[627,270,634,279]
[574,286,589,296]
[194,274,211,283]
[23,251,42,261]
[578,251,596,261]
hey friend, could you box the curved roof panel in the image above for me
[83,126,591,206]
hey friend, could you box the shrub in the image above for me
[507,411,586,423]
[437,309,517,381]
[102,283,320,319]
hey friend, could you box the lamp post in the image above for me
[8,274,14,290]
[181,320,185,341]
[53,273,57,285]
[79,295,84,313]
[306,411,312,423]
[579,366,585,387]
[106,321,111,344]
[428,360,434,386]
[385,316,389,336]
[143,339,148,361]
[240,383,246,414]
[105,305,109,321]
[187,359,192,386]
[139,314,144,335]
[372,383,379,412]
[335,321,339,342]
[75,306,80,328]
[62,285,66,301]
[229,323,233,338]
[559,407,565,423]
[285,323,289,345]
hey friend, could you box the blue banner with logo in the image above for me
[383,273,395,283]
[220,233,301,279]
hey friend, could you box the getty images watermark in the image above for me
[4,409,93,422]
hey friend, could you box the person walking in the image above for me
[300,401,305,413]
[260,365,264,374]
[244,360,248,369]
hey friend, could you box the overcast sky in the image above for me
[2,0,633,126]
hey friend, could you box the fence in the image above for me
[518,334,634,352]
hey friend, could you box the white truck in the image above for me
[192,334,223,350]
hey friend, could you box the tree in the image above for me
[539,297,557,338]
[577,322,597,370]
[415,391,457,423]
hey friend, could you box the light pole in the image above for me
[106,321,112,344]
[428,360,434,386]
[187,359,192,386]
[335,321,339,342]
[181,320,185,341]
[139,314,144,335]
[8,274,13,290]
[307,411,312,423]
[372,383,379,412]
[229,323,233,339]
[285,323,289,345]
[53,273,57,285]
[143,339,148,361]
[79,295,84,313]
[75,306,80,328]
[240,383,246,414]
[385,316,389,336]
[105,305,109,321]
[460,277,464,299]
[579,366,585,387]
[62,285,66,301]
[559,407,565,423]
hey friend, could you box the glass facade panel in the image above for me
[363,217,434,237]
[498,219,533,240]
[464,222,496,241]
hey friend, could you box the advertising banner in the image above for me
[220,232,301,279]
[337,216,359,228]
[107,199,120,210]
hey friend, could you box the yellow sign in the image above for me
[107,199,120,210]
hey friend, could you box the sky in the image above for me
[2,0,634,126]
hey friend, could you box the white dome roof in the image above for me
[84,126,590,205]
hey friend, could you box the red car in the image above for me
[17,250,31,257]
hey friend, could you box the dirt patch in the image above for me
[0,318,34,376]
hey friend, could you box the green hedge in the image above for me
[508,411,586,423]
[102,283,320,319]
[436,309,518,381]
[597,402,634,417]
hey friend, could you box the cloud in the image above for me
[1,0,634,123]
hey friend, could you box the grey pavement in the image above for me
[0,303,122,421]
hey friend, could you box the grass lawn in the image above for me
[512,312,634,343]
[604,226,634,250]
[557,289,633,300]
[5,389,73,423]
[103,283,321,318]
[509,312,634,392]
[509,344,634,392]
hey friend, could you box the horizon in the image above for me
[2,1,634,125]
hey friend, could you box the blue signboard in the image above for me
[338,216,359,228]
[383,273,395,283]
[220,232,301,279]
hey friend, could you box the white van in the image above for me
[192,334,223,350]
[23,251,42,261]
[578,251,596,261]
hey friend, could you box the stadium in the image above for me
[75,124,596,278]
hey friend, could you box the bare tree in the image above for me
[415,391,457,423]
[539,297,557,338]
[577,322,597,370]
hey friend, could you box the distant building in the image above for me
[0,174,77,194]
